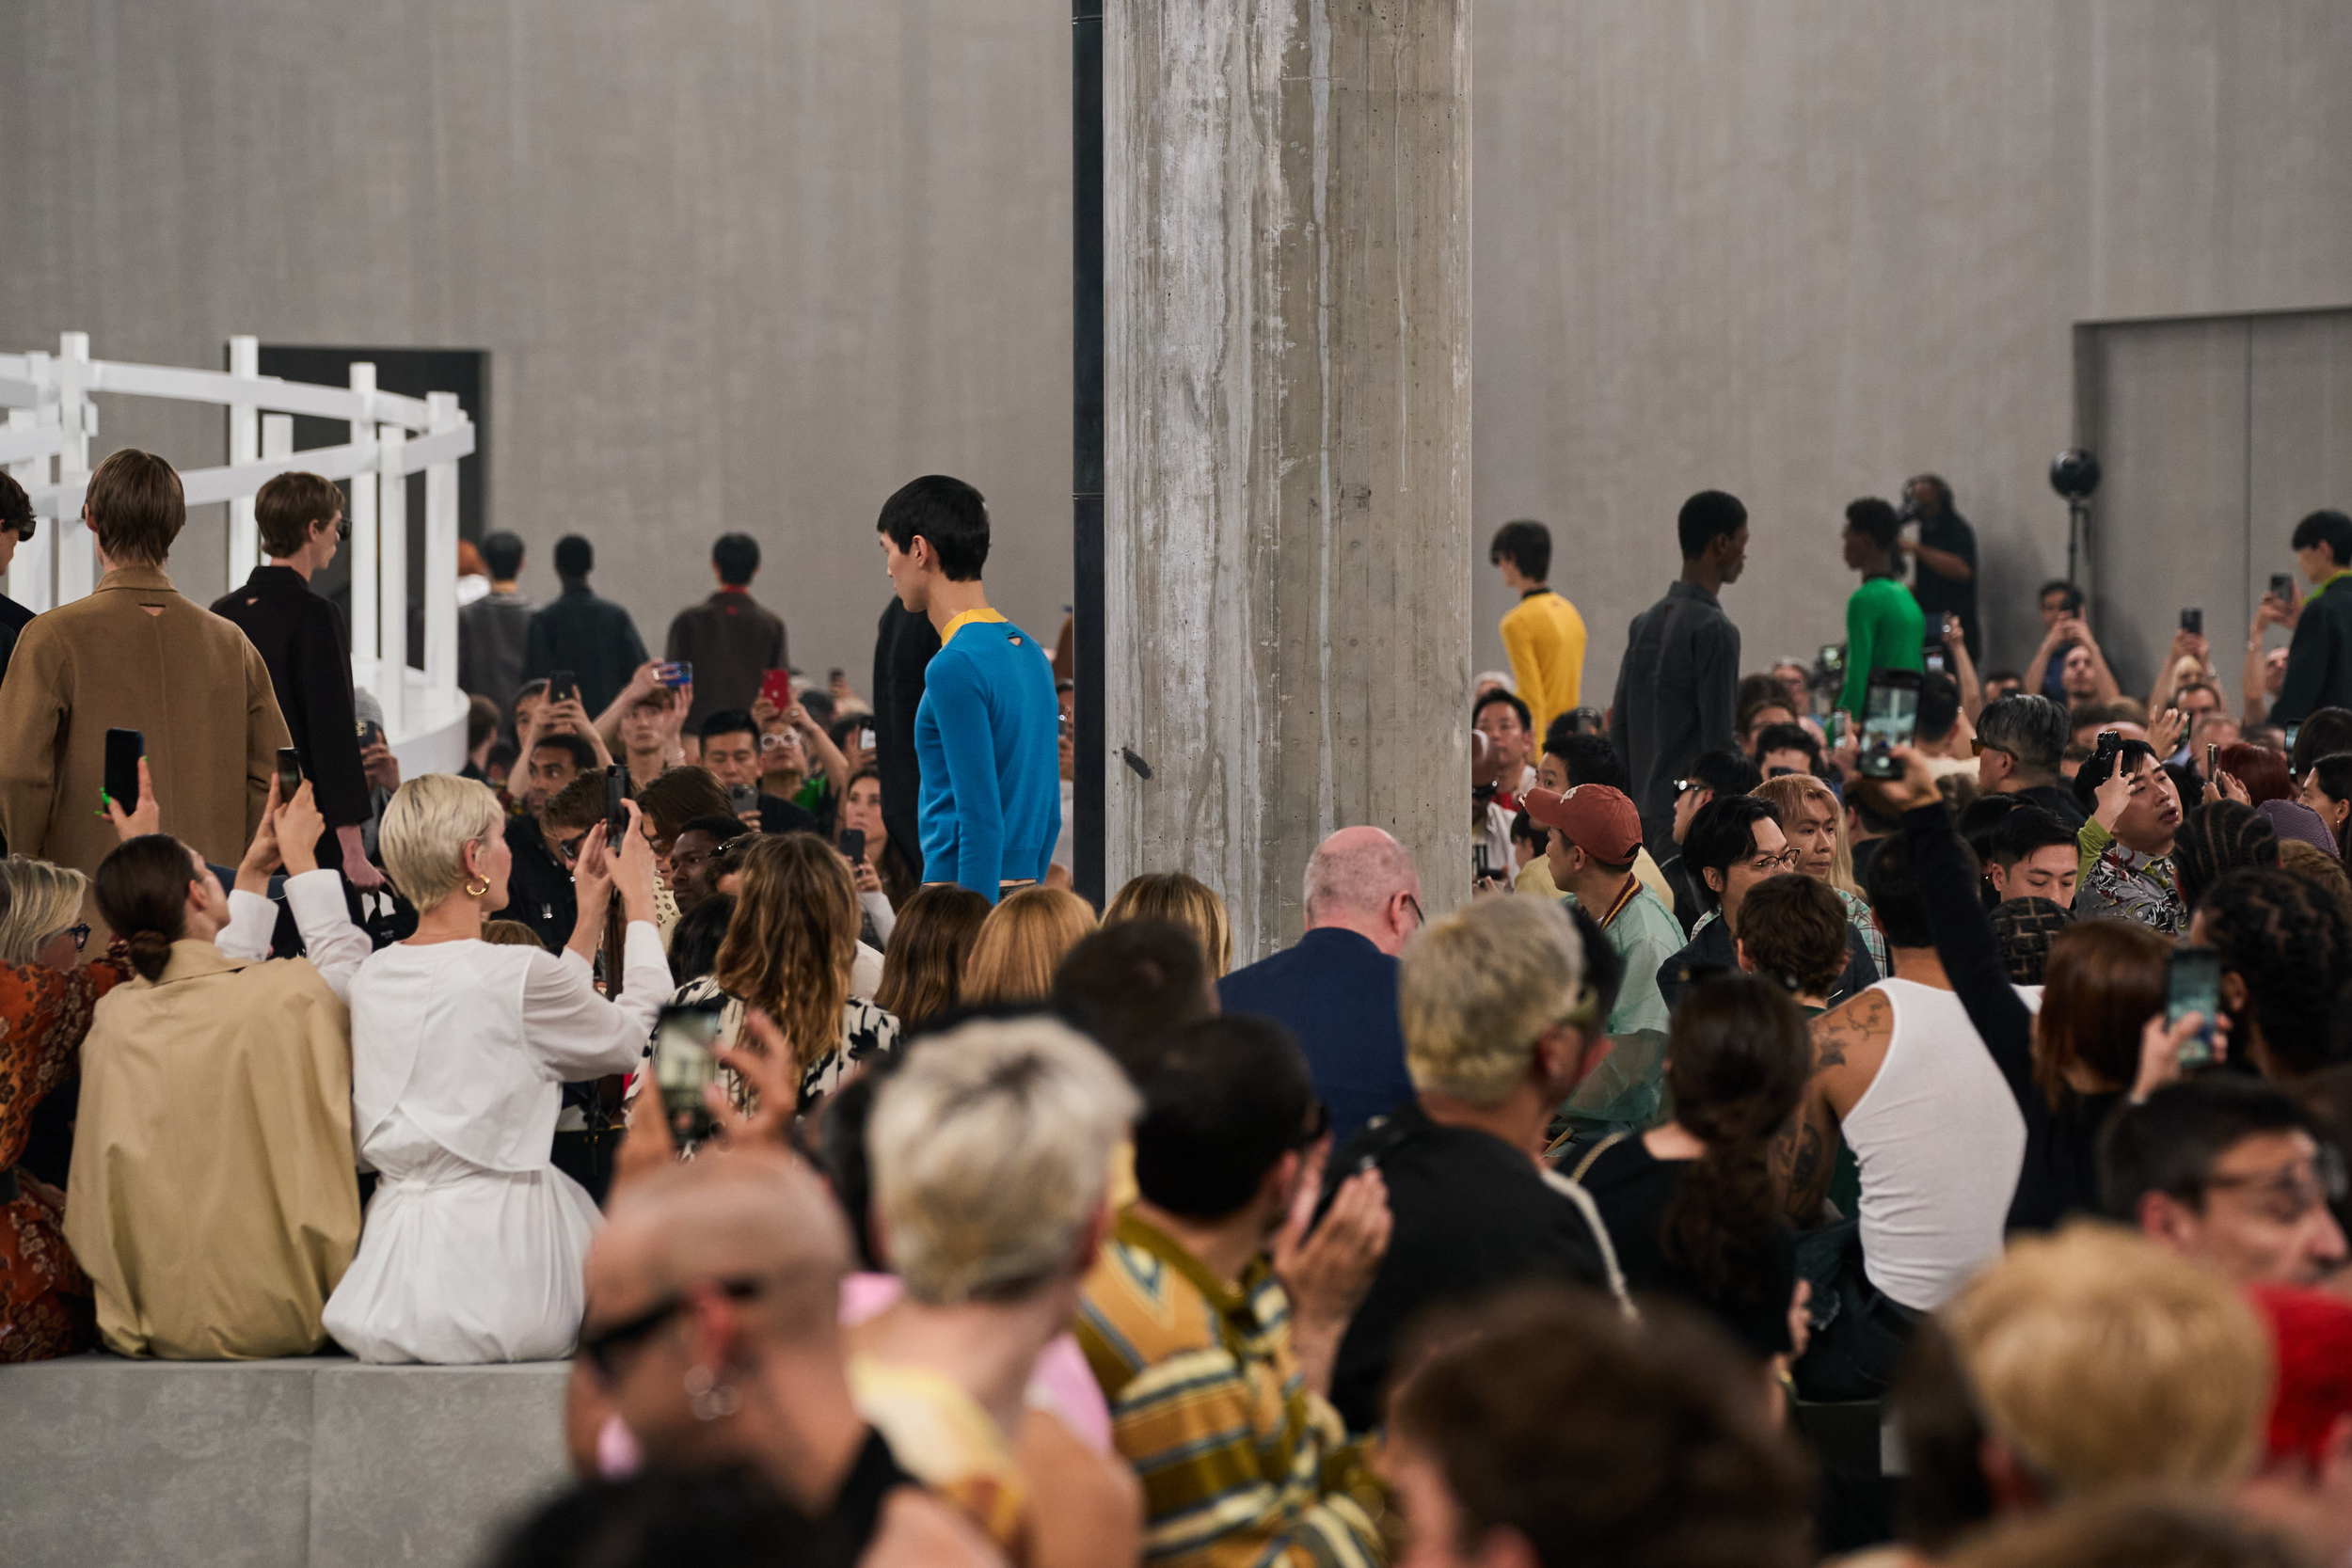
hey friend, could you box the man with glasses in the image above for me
[1659,795,1879,1011]
[1653,748,1761,929]
[1974,693,2087,829]
[1218,826,1425,1144]
[2103,1075,2348,1287]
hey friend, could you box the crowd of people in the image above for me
[3,454,2352,1568]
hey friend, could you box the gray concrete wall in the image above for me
[0,0,1075,682]
[1470,0,2352,706]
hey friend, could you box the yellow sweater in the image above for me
[1500,589,1587,736]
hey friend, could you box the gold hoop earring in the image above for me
[465,876,491,898]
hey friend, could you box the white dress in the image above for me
[322,924,672,1363]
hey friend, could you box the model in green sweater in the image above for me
[1839,497,1926,714]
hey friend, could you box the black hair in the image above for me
[665,893,736,987]
[1051,918,1215,1069]
[479,529,524,580]
[1686,749,1764,801]
[1904,473,1954,514]
[1683,796,1783,911]
[1488,518,1552,580]
[876,474,989,581]
[2040,578,2085,614]
[1956,791,2027,866]
[1474,688,1533,735]
[2098,1074,2321,1219]
[1986,803,2076,869]
[93,835,199,983]
[552,533,594,580]
[2172,802,2280,915]
[489,1465,849,1568]
[1751,722,1820,775]
[1844,497,1901,553]
[711,531,760,586]
[1509,807,1547,849]
[1916,673,1961,744]
[486,738,519,776]
[1976,693,2071,776]
[1676,491,1747,560]
[796,689,837,730]
[677,813,753,845]
[1867,828,1976,951]
[1128,1015,1315,1221]
[2291,508,2352,570]
[530,732,599,773]
[699,707,758,744]
[2162,761,2205,817]
[2070,736,2159,812]
[2199,867,2352,1077]
[2291,708,2352,778]
[2305,753,2352,854]
[1547,733,1629,792]
[1888,1321,1997,1551]
[0,471,30,533]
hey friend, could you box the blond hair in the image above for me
[1104,872,1232,976]
[868,1018,1137,1305]
[712,834,858,1075]
[378,774,506,913]
[1943,1222,2269,1497]
[0,856,88,964]
[1399,895,1583,1104]
[962,886,1098,1006]
[1751,772,1861,897]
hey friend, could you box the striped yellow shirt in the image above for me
[1075,1211,1386,1568]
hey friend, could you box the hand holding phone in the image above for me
[839,828,866,864]
[2165,948,2223,1069]
[759,669,794,712]
[2181,607,2203,636]
[277,747,304,800]
[547,670,578,707]
[1856,671,1922,780]
[103,729,144,813]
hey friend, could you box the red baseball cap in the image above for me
[1522,784,1644,864]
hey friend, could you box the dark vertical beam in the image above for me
[1073,0,1107,908]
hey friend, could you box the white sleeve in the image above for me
[216,888,280,962]
[860,890,897,947]
[850,941,883,1002]
[281,869,373,1004]
[519,923,675,1080]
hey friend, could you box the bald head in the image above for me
[1303,827,1422,953]
[591,1148,852,1339]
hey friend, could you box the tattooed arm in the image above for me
[1771,990,1892,1227]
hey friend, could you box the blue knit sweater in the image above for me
[913,612,1061,900]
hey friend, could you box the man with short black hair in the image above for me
[1986,806,2080,908]
[2194,867,2352,1082]
[2271,508,2352,726]
[1613,491,1749,857]
[1652,748,1762,927]
[877,475,1058,901]
[2074,736,2185,934]
[1658,796,1879,1011]
[457,529,534,721]
[1752,721,1820,780]
[1838,497,1925,716]
[0,472,39,689]
[210,470,378,884]
[666,531,788,733]
[2101,1076,2347,1287]
[1473,688,1536,812]
[1489,518,1587,736]
[1052,918,1218,1068]
[2291,707,2352,780]
[1977,693,2089,829]
[521,534,648,719]
[697,707,820,836]
[502,769,605,951]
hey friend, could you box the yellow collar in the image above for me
[939,608,1009,642]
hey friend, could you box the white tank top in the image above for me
[1838,978,2027,1311]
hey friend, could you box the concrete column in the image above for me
[1104,0,1472,961]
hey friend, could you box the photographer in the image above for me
[1900,473,1980,661]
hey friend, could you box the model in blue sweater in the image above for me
[877,475,1061,901]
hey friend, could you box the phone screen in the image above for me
[2287,723,2302,754]
[103,729,143,808]
[1857,672,1920,778]
[605,765,632,845]
[2167,948,2223,1069]
[652,1002,728,1146]
[656,661,692,689]
[1923,649,1947,677]
[277,747,304,799]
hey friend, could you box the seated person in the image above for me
[1658,795,1878,1012]
[1656,748,1763,929]
[66,775,373,1357]
[1077,1014,1391,1564]
[324,776,670,1363]
[1734,872,1852,1015]
[1984,804,2080,909]
[1325,895,1627,1433]
[1534,733,1678,911]
[2099,1076,2348,1288]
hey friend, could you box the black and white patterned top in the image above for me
[665,974,900,1113]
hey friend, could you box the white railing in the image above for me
[2,333,476,771]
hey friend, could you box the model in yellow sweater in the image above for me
[1490,519,1588,736]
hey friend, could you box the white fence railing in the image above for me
[2,334,476,769]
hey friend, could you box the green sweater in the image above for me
[1840,575,1926,714]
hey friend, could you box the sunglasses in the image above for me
[1970,739,2016,760]
[578,1275,769,1380]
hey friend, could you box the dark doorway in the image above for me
[251,345,490,660]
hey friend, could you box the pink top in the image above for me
[839,1272,1115,1456]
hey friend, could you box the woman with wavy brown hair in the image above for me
[678,832,898,1114]
[874,884,991,1027]
[961,886,1098,1006]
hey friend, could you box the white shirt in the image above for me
[216,869,373,1002]
[322,924,672,1363]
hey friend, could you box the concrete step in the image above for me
[0,1354,571,1568]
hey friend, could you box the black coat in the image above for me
[210,567,371,853]
[872,598,940,882]
[522,585,649,719]
[2272,574,2352,726]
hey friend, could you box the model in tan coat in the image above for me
[0,450,288,891]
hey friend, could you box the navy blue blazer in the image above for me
[1217,927,1415,1144]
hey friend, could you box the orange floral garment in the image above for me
[1,954,124,1362]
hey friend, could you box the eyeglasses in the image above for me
[1744,848,1801,875]
[2200,1146,2349,1216]
[578,1275,769,1380]
[335,515,351,542]
[1403,893,1424,929]
[1970,739,2017,760]
[758,732,800,752]
[554,831,589,864]
[44,923,90,953]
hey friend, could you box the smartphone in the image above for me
[2167,947,2223,1069]
[547,670,577,707]
[857,725,876,752]
[103,728,143,809]
[2093,728,2123,773]
[828,667,846,685]
[605,764,632,846]
[2181,607,2203,636]
[1924,648,1948,678]
[1829,710,1850,748]
[1857,670,1921,780]
[839,828,866,863]
[729,784,759,816]
[651,1000,729,1147]
[760,668,795,710]
[276,747,303,800]
[654,661,692,689]
[356,719,383,752]
[2271,574,2296,605]
[2287,722,2303,755]
[2207,741,2219,777]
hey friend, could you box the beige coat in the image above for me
[64,940,361,1358]
[0,563,288,884]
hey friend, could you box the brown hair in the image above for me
[93,835,200,981]
[2279,840,2352,933]
[1734,873,1849,998]
[2035,919,2169,1107]
[637,768,732,844]
[963,887,1099,1006]
[711,834,858,1074]
[85,449,186,566]
[254,471,343,559]
[1104,872,1232,976]
[875,884,991,1025]
[543,772,607,832]
[481,920,544,949]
